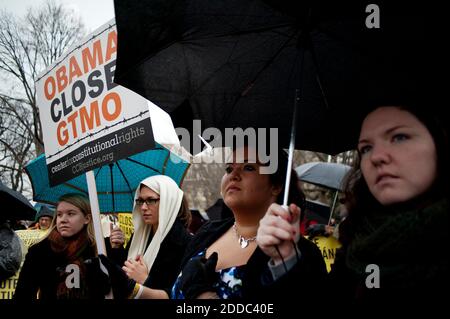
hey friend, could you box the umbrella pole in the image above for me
[279,90,301,265]
[86,171,107,255]
[328,190,339,225]
[282,27,306,208]
[109,164,115,214]
[282,89,300,207]
[86,170,114,299]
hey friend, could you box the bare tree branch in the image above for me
[0,0,85,191]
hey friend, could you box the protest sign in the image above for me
[36,20,158,186]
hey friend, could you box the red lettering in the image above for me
[69,56,83,84]
[79,102,100,133]
[57,121,68,146]
[56,66,68,94]
[102,92,121,121]
[105,30,117,62]
[44,76,56,101]
[81,40,103,73]
[54,93,122,147]
[67,112,79,139]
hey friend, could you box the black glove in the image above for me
[306,224,327,239]
[179,252,219,299]
[84,257,111,296]
[95,254,137,299]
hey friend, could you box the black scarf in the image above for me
[346,198,449,290]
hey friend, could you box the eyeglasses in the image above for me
[135,198,160,207]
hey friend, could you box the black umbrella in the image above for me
[113,0,428,154]
[0,181,36,221]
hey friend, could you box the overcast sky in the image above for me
[0,0,115,32]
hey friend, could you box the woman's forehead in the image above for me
[231,146,259,163]
[139,185,158,197]
[57,201,81,212]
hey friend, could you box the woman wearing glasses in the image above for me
[109,175,192,298]
[100,146,325,299]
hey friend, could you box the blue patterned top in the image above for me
[171,250,247,299]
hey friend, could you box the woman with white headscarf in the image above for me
[110,175,192,298]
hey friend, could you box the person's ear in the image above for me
[84,214,92,225]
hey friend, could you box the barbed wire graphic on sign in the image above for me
[35,22,116,82]
[46,110,149,160]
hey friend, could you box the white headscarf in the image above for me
[127,175,183,271]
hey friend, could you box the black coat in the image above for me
[13,238,104,300]
[110,219,192,293]
[327,245,449,308]
[177,218,327,301]
[327,198,450,309]
[0,224,22,281]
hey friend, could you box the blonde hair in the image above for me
[38,193,96,247]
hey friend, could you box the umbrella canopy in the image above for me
[0,181,36,221]
[25,143,190,213]
[296,161,351,191]
[113,0,428,154]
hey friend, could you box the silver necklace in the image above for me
[232,222,256,248]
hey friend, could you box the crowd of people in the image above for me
[1,103,447,310]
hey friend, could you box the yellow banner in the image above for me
[15,229,48,248]
[118,213,133,247]
[307,235,342,273]
[0,229,47,299]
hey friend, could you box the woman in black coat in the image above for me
[169,146,327,299]
[331,105,449,304]
[100,147,325,300]
[257,105,449,306]
[14,193,106,300]
[107,175,192,299]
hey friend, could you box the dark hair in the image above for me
[177,195,192,228]
[340,105,449,246]
[231,143,306,211]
